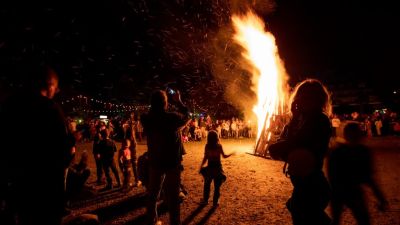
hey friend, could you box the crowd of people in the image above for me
[0,65,395,225]
[330,111,400,138]
[70,115,255,147]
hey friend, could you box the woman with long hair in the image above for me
[269,79,332,225]
[199,130,234,207]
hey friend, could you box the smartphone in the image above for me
[167,88,175,95]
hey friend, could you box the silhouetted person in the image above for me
[136,115,144,142]
[125,114,140,186]
[141,90,190,225]
[269,79,332,225]
[328,122,388,225]
[93,126,104,185]
[98,129,121,190]
[199,130,234,207]
[1,65,70,225]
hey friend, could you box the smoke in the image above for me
[207,0,277,120]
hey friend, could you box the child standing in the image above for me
[199,130,234,207]
[119,139,133,190]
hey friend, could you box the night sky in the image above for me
[1,0,399,112]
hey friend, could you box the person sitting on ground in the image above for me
[66,151,91,199]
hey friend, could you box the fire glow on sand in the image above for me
[232,11,289,156]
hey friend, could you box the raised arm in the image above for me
[171,91,191,128]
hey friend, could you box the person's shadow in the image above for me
[125,202,217,225]
[182,204,217,225]
[125,200,169,225]
[182,204,207,225]
[196,206,217,225]
[90,192,147,223]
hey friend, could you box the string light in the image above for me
[60,94,150,114]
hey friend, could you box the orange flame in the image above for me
[232,11,288,144]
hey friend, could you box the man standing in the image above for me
[1,65,70,225]
[141,90,190,225]
[126,112,140,186]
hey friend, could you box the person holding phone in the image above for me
[141,89,190,225]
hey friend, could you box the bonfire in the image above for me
[232,11,289,157]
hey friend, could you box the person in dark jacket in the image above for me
[93,126,104,185]
[98,129,121,190]
[141,90,190,225]
[1,65,70,225]
[269,79,332,225]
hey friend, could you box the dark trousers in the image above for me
[147,166,180,225]
[67,169,91,198]
[203,177,223,204]
[331,187,370,225]
[94,156,103,182]
[288,174,331,225]
[103,160,121,187]
[121,162,132,188]
[130,145,139,183]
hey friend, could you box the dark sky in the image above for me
[270,0,400,87]
[1,0,399,107]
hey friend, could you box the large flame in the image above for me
[232,11,288,148]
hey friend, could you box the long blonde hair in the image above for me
[288,79,332,117]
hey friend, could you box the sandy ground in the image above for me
[66,136,400,225]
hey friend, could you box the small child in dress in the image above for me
[199,130,234,207]
[119,139,133,190]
